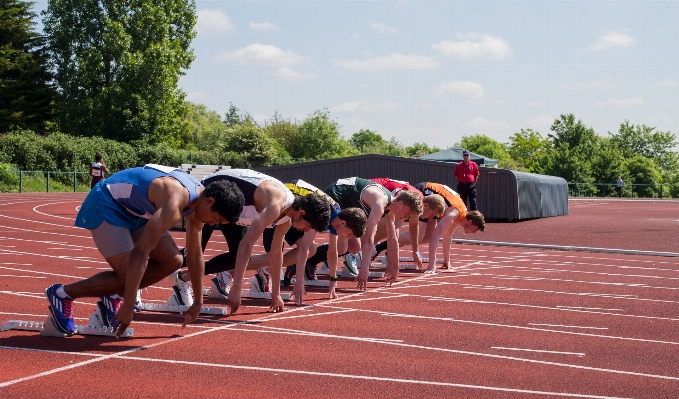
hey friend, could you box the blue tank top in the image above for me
[75,164,202,230]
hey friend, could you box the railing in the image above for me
[568,182,677,198]
[0,170,92,193]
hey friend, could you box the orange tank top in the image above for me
[425,182,467,222]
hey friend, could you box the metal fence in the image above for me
[0,170,91,193]
[568,182,677,198]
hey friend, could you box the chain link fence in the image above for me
[0,170,91,193]
[568,182,678,198]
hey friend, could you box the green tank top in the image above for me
[323,177,392,215]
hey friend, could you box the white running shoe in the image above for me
[169,269,194,306]
[249,268,272,294]
[134,289,143,312]
[212,271,233,297]
[342,253,361,277]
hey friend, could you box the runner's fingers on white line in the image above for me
[292,285,305,306]
[329,281,338,299]
[270,295,285,313]
[356,276,367,291]
[227,288,242,314]
[180,303,201,328]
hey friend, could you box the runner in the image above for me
[44,164,245,337]
[414,182,485,273]
[170,169,331,314]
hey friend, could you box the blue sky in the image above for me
[32,1,679,148]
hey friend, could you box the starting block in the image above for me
[1,304,134,338]
[138,291,227,315]
[201,280,292,301]
[377,256,444,264]
[371,262,420,270]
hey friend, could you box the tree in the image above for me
[0,0,55,132]
[222,121,282,167]
[42,0,196,145]
[288,109,345,161]
[405,142,441,158]
[589,137,625,196]
[507,129,551,172]
[224,102,247,127]
[549,114,599,158]
[625,155,662,198]
[350,129,385,150]
[610,121,678,172]
[184,102,228,150]
[459,134,521,170]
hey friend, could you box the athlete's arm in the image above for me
[408,216,422,269]
[358,186,389,290]
[227,183,287,314]
[268,221,289,313]
[425,208,460,274]
[327,233,339,299]
[112,178,187,337]
[383,212,399,284]
[182,210,206,327]
[292,229,316,306]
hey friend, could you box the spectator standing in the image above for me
[616,176,623,198]
[454,149,480,211]
[90,153,110,189]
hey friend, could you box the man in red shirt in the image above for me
[454,149,480,211]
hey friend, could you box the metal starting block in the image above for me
[371,262,420,270]
[139,291,227,315]
[291,277,329,287]
[1,304,133,338]
[200,280,292,301]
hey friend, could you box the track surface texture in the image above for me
[0,193,678,398]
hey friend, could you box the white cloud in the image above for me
[249,22,280,31]
[434,81,485,100]
[528,102,542,107]
[330,99,400,114]
[558,79,616,90]
[370,22,399,34]
[274,67,315,80]
[608,97,644,107]
[196,9,234,36]
[589,30,637,51]
[463,117,509,130]
[336,53,439,71]
[431,33,512,61]
[656,80,678,87]
[186,91,206,102]
[216,44,310,65]
[351,33,360,39]
[595,101,607,107]
[494,99,507,105]
[526,115,554,129]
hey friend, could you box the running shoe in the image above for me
[180,247,187,267]
[98,295,122,328]
[169,269,194,306]
[134,289,144,312]
[44,284,77,334]
[342,253,361,277]
[211,270,233,297]
[304,263,318,282]
[249,268,272,294]
[282,265,295,286]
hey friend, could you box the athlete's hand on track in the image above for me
[270,294,285,313]
[356,269,369,291]
[227,284,242,314]
[111,303,134,338]
[413,251,423,269]
[423,263,437,274]
[181,302,202,328]
[441,261,451,269]
[329,281,338,299]
[385,269,399,286]
[291,280,306,306]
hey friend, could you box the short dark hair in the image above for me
[292,193,331,232]
[337,208,367,238]
[203,180,245,224]
[466,210,485,232]
[95,153,103,162]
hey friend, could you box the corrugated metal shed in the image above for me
[256,154,568,220]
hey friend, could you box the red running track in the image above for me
[0,193,678,398]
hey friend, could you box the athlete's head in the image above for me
[422,194,445,219]
[95,153,103,162]
[392,190,423,219]
[462,210,486,234]
[201,180,245,224]
[332,208,367,238]
[291,193,331,232]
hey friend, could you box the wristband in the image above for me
[329,276,339,282]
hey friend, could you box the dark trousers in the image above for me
[615,186,622,198]
[202,223,248,275]
[457,182,478,211]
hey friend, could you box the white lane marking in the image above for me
[0,266,100,280]
[491,347,585,357]
[33,202,79,220]
[557,306,625,312]
[0,347,630,399]
[258,308,358,321]
[0,249,106,264]
[0,236,94,250]
[529,324,608,330]
[0,275,45,278]
[0,212,79,229]
[47,248,82,251]
[0,224,89,239]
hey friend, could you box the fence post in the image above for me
[19,171,23,193]
[660,184,663,198]
[46,171,50,193]
[73,171,77,192]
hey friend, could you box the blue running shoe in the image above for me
[98,295,122,327]
[44,284,77,335]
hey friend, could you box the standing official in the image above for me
[454,149,480,211]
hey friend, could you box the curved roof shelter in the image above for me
[418,146,498,167]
